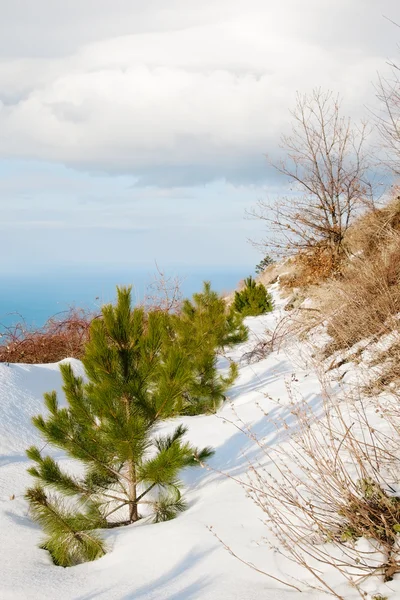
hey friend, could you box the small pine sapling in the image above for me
[173,282,247,415]
[234,276,273,317]
[255,255,275,275]
[26,287,213,567]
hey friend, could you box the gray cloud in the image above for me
[0,0,398,187]
[1,1,397,58]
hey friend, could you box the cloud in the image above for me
[0,0,398,186]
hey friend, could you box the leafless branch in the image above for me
[250,89,374,263]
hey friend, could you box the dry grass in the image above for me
[233,380,400,598]
[286,197,400,371]
[209,373,400,598]
[274,195,400,293]
[322,233,400,355]
[0,307,97,364]
[264,389,400,594]
[257,258,296,287]
[217,199,400,597]
[365,340,400,395]
[345,194,400,258]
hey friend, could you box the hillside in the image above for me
[1,286,399,599]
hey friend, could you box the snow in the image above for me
[0,290,399,599]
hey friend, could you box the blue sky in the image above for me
[0,0,399,275]
[0,160,268,272]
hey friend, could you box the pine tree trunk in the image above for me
[128,460,139,523]
[121,375,139,524]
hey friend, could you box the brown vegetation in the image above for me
[236,49,400,600]
[275,194,400,378]
[0,267,185,365]
[242,382,400,596]
[367,340,400,394]
[0,308,97,364]
[324,231,400,354]
[279,246,343,288]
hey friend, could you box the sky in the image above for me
[1,0,399,274]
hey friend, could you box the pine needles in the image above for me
[26,486,106,567]
[25,284,237,566]
[234,277,273,317]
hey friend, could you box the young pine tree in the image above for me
[234,276,273,317]
[26,287,213,567]
[173,281,248,415]
[255,255,275,275]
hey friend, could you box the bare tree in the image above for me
[376,59,400,175]
[251,89,373,261]
[143,262,184,313]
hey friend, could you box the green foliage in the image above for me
[339,525,359,542]
[152,488,187,523]
[178,281,248,348]
[234,277,273,317]
[26,286,214,567]
[338,478,400,545]
[26,485,106,567]
[255,255,275,275]
[173,281,248,415]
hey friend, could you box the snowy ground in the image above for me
[0,291,398,599]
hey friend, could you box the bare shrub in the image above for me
[0,266,183,365]
[239,314,296,365]
[143,263,184,314]
[238,382,400,598]
[0,307,96,364]
[279,246,343,289]
[240,338,272,365]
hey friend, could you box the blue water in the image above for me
[0,265,249,331]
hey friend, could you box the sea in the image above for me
[0,265,249,331]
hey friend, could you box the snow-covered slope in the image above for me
[0,292,396,599]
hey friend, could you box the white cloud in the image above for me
[0,0,398,185]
